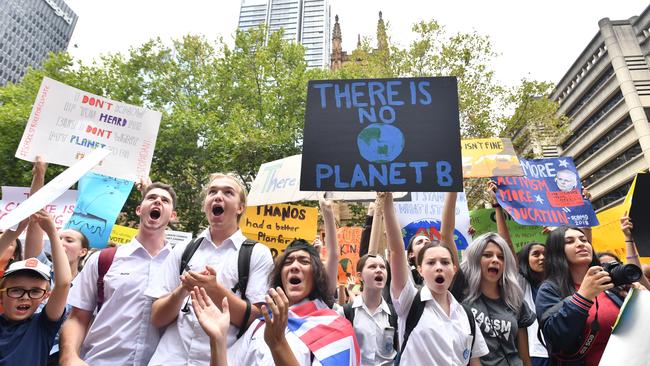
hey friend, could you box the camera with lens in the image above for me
[601,261,642,287]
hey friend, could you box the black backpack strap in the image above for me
[179,237,204,275]
[387,302,399,352]
[462,304,476,357]
[232,239,257,338]
[398,289,425,357]
[342,303,355,324]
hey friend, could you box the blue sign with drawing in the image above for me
[495,157,599,227]
[65,172,134,248]
[300,77,463,192]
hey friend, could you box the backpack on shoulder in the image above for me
[96,237,258,338]
[396,291,476,364]
[342,302,399,353]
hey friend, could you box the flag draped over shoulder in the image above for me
[287,300,360,366]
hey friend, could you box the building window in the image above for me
[582,143,642,187]
[562,90,623,150]
[592,180,633,210]
[573,116,632,166]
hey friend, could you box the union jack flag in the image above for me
[287,300,360,366]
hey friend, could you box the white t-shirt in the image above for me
[146,229,273,366]
[522,279,548,358]
[67,238,172,366]
[391,278,489,365]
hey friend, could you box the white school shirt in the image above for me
[522,280,548,358]
[391,278,489,365]
[67,238,172,366]
[146,229,273,366]
[336,295,396,366]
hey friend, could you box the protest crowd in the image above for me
[1,77,649,366]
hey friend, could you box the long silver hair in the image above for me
[460,232,523,314]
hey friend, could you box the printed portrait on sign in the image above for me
[554,169,578,192]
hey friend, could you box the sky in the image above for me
[64,0,649,88]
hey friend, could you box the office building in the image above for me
[0,0,78,86]
[552,4,650,211]
[238,0,331,69]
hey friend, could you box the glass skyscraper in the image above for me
[238,0,331,69]
[0,0,78,86]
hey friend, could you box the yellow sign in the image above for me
[241,204,318,258]
[592,175,649,264]
[109,224,137,245]
[461,138,523,178]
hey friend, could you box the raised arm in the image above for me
[384,192,409,298]
[59,307,93,366]
[25,156,48,258]
[0,219,28,257]
[581,187,593,243]
[440,192,460,268]
[621,214,650,290]
[33,209,71,321]
[488,180,516,262]
[319,194,339,295]
[358,202,374,257]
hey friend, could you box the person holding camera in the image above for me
[535,227,626,365]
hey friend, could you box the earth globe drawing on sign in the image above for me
[356,123,405,163]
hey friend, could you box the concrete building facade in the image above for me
[552,4,650,211]
[238,0,331,69]
[0,0,77,86]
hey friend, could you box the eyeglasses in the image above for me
[0,287,47,299]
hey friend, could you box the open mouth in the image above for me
[434,275,445,284]
[150,208,161,220]
[16,304,30,311]
[488,268,499,275]
[289,277,302,285]
[212,206,224,216]
[374,275,384,282]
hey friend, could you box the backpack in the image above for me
[342,301,399,353]
[396,290,476,363]
[97,237,258,338]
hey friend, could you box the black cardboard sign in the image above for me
[300,77,463,192]
[629,172,650,257]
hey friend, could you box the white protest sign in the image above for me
[599,289,650,365]
[0,149,110,230]
[394,192,472,250]
[15,77,161,182]
[165,230,193,248]
[0,187,77,236]
[248,154,406,206]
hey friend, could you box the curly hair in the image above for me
[268,240,334,308]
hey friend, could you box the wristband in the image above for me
[625,240,634,243]
[491,202,500,208]
[626,255,639,259]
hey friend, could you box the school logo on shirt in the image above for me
[471,308,512,340]
[463,348,470,360]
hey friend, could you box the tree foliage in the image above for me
[0,20,565,230]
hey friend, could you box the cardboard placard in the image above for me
[469,208,547,253]
[629,172,650,257]
[65,172,133,248]
[0,186,76,236]
[241,204,318,258]
[248,154,406,206]
[461,138,523,178]
[109,224,138,245]
[301,77,463,192]
[15,77,161,182]
[495,158,599,227]
[0,149,110,230]
[394,192,472,250]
